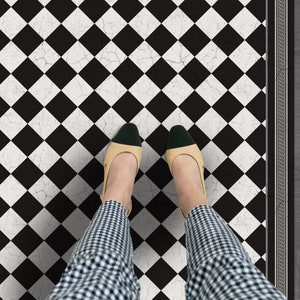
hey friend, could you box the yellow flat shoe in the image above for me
[166,125,207,219]
[100,123,142,217]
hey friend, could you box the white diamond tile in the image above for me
[229,208,260,239]
[129,7,160,39]
[0,242,26,273]
[0,8,26,39]
[0,42,26,72]
[0,208,26,239]
[229,141,261,172]
[163,8,193,39]
[29,8,60,39]
[162,241,187,273]
[162,275,186,300]
[0,175,26,206]
[63,41,93,72]
[0,141,26,173]
[0,275,26,300]
[196,7,227,38]
[133,241,160,273]
[29,108,60,139]
[0,75,27,106]
[230,8,261,39]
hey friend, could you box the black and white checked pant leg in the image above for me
[184,204,287,299]
[46,200,140,300]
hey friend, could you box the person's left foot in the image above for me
[102,152,137,213]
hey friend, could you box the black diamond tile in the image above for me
[179,58,210,89]
[13,0,43,22]
[246,25,265,56]
[146,92,176,123]
[46,0,76,22]
[246,58,265,89]
[179,265,188,281]
[188,124,210,150]
[213,158,243,189]
[113,0,143,22]
[255,258,266,275]
[246,191,266,223]
[46,191,76,222]
[146,58,177,89]
[0,229,10,250]
[0,263,9,284]
[180,25,210,56]
[46,125,76,156]
[178,234,186,248]
[79,25,110,56]
[46,58,76,89]
[146,258,177,289]
[145,125,169,156]
[0,96,10,117]
[0,30,9,51]
[12,92,43,122]
[79,0,110,22]
[46,158,76,189]
[20,292,35,300]
[79,158,103,189]
[113,25,143,56]
[13,25,43,56]
[0,164,9,184]
[12,225,43,256]
[0,196,9,217]
[214,58,243,89]
[246,91,265,123]
[246,125,265,156]
[78,191,101,219]
[146,0,176,22]
[112,92,143,122]
[179,92,210,122]
[45,258,67,284]
[146,25,177,56]
[12,258,43,289]
[45,225,77,256]
[79,92,110,123]
[213,125,243,156]
[12,192,43,223]
[13,59,43,89]
[213,25,243,56]
[246,158,265,189]
[247,0,265,22]
[12,125,43,156]
[130,226,144,250]
[113,59,143,89]
[213,91,243,123]
[46,92,77,123]
[79,58,110,89]
[128,197,144,221]
[153,292,169,300]
[79,125,110,156]
[180,0,210,22]
[0,63,9,84]
[212,192,244,223]
[0,0,9,17]
[46,25,76,56]
[133,263,143,279]
[213,0,243,22]
[0,130,9,151]
[146,192,177,222]
[246,224,265,256]
[146,158,172,189]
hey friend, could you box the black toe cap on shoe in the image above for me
[166,125,195,149]
[112,123,142,146]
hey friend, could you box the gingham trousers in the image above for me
[46,200,287,300]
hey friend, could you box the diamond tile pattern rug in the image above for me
[0,0,266,299]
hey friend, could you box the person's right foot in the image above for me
[172,154,208,218]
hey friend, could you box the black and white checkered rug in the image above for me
[0,0,266,298]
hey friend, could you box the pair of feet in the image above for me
[102,152,208,218]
